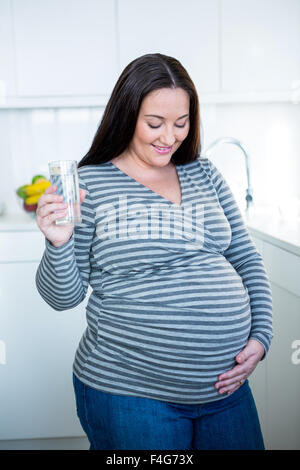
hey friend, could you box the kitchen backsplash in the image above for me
[201,102,300,216]
[0,102,300,216]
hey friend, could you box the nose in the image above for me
[159,125,176,146]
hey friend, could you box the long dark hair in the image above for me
[78,53,201,168]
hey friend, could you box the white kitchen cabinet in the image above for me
[0,229,88,441]
[261,240,300,450]
[248,231,300,450]
[262,242,300,297]
[221,0,300,93]
[12,0,118,98]
[1,0,299,107]
[117,0,219,94]
[0,0,17,98]
[266,282,300,450]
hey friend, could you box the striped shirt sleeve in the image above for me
[35,177,95,311]
[206,159,273,356]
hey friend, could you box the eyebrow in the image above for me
[144,114,189,120]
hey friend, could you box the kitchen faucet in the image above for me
[202,137,253,212]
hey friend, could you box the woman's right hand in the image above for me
[36,185,86,248]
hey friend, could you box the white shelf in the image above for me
[0,91,296,109]
[0,95,110,109]
[199,90,296,104]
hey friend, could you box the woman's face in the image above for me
[127,87,190,169]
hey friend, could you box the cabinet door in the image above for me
[118,0,219,94]
[0,0,17,97]
[266,282,300,450]
[0,262,88,440]
[260,240,300,449]
[221,0,300,92]
[12,0,118,97]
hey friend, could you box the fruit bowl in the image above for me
[16,174,51,217]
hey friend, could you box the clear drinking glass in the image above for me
[48,160,82,225]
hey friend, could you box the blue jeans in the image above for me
[72,373,265,450]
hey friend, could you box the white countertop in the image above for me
[0,209,300,256]
[0,212,39,232]
[245,211,300,257]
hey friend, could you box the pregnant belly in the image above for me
[99,257,251,325]
[84,262,252,403]
[85,287,251,404]
[97,262,252,362]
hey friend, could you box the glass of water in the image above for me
[48,160,82,225]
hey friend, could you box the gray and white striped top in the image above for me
[35,157,273,404]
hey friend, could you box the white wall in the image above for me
[1,102,299,216]
[0,108,103,213]
[201,102,300,213]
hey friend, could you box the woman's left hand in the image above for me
[215,339,265,395]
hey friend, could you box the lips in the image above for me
[151,144,173,155]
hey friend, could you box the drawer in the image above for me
[262,241,300,298]
[0,232,45,262]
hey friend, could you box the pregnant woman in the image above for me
[35,53,273,450]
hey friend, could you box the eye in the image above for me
[148,124,161,129]
[175,121,188,129]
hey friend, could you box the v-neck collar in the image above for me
[108,161,183,207]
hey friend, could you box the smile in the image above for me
[151,144,173,155]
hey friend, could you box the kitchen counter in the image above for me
[0,213,39,232]
[1,209,300,256]
[245,210,300,257]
